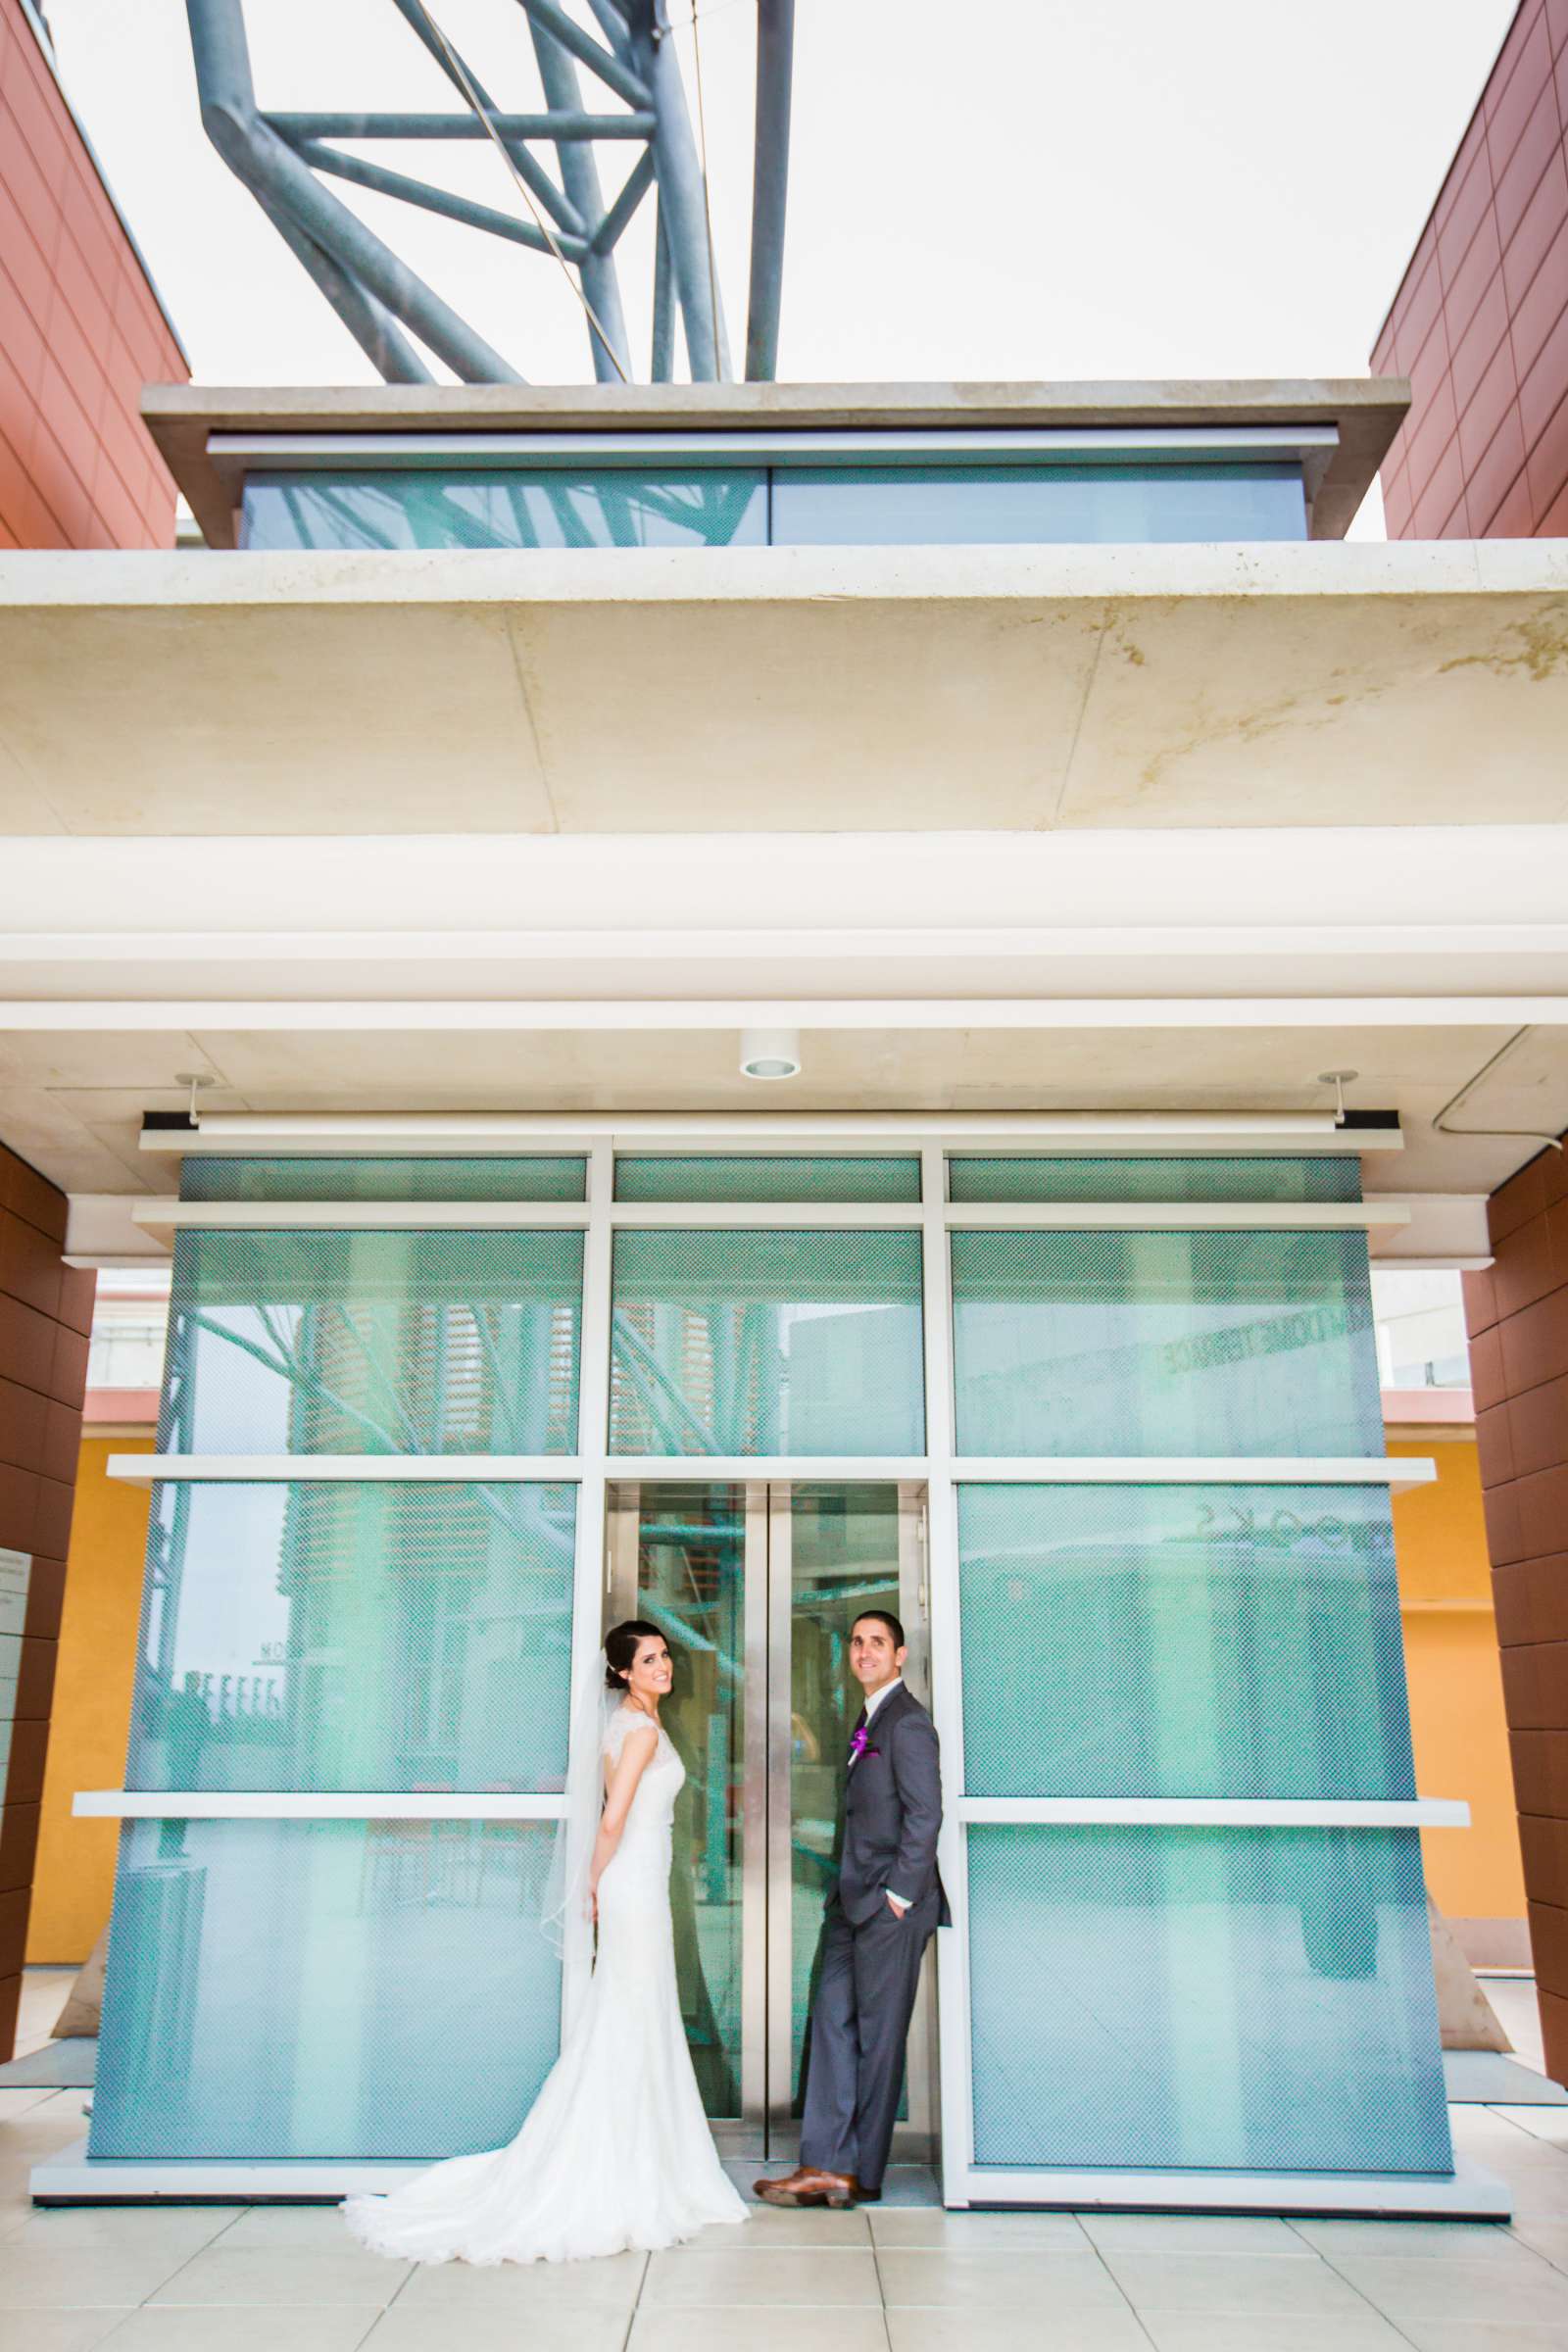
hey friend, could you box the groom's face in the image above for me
[850,1616,906,1697]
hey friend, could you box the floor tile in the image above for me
[870,2210,1089,2251]
[0,2316,130,2352]
[145,2247,408,2308]
[1449,2112,1568,2172]
[98,2313,381,2352]
[1100,2248,1372,2316]
[1508,2214,1568,2272]
[642,2249,881,2307]
[1291,2218,1537,2261]
[1139,2317,1410,2352]
[1081,2213,1308,2254]
[5,2208,244,2253]
[366,2314,629,2352]
[1329,2252,1568,2325]
[1394,2322,1568,2352]
[674,2205,868,2247]
[1489,2107,1568,2150]
[393,2247,646,2306]
[631,2314,889,2352]
[886,2313,1151,2352]
[0,2246,192,2307]
[208,2208,385,2250]
[876,2250,1124,2312]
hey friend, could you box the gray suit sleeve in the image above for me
[887,1709,943,1906]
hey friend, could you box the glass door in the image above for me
[605,1480,935,2161]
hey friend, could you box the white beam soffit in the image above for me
[107,1459,1439,1491]
[129,1199,1410,1234]
[4,541,1568,837]
[9,998,1568,1029]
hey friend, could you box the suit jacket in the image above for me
[834,1682,953,1929]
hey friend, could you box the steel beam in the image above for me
[187,0,521,381]
[745,0,793,381]
[264,109,655,139]
[525,11,631,379]
[625,0,730,380]
[294,137,588,262]
[250,187,433,383]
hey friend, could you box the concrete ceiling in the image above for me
[3,542,1568,837]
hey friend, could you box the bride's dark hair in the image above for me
[605,1619,663,1691]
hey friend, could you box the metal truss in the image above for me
[186,0,794,383]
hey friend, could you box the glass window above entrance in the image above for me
[240,469,768,551]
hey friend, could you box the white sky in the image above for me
[50,0,1518,529]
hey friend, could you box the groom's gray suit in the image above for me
[799,1681,951,2197]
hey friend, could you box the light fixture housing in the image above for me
[740,1025,802,1081]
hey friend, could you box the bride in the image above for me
[340,1620,750,2264]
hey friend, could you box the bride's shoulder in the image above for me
[604,1704,662,1758]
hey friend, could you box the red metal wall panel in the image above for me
[1375,0,1568,537]
[0,0,186,551]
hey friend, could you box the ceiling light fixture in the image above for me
[740,1026,802,1081]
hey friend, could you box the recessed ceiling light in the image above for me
[740,1026,802,1081]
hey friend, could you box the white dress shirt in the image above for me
[855,1678,913,1911]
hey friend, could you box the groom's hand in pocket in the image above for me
[885,1890,909,1918]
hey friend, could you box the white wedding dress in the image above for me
[339,1705,750,2264]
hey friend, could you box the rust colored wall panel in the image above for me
[0,1142,94,2054]
[1376,0,1568,538]
[0,0,186,551]
[1462,1121,1568,2082]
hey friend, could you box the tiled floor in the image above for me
[9,1972,1568,2350]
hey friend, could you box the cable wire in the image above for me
[688,0,723,380]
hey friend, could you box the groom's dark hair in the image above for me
[852,1608,906,1648]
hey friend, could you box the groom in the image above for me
[757,1608,950,2208]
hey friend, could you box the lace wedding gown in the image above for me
[339,1706,750,2264]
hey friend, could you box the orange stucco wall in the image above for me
[25,1433,149,1962]
[1391,1433,1527,1927]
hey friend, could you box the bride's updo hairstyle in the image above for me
[605,1619,663,1691]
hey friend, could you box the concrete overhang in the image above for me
[2,539,1567,836]
[141,378,1409,549]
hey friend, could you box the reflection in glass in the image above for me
[160,1229,583,1456]
[128,1482,576,1794]
[181,1155,587,1202]
[788,1487,903,2119]
[951,1230,1383,1457]
[947,1155,1361,1204]
[968,1824,1451,2174]
[89,1818,561,2159]
[614,1155,921,1204]
[241,469,767,551]
[629,1484,746,2118]
[610,1230,924,1455]
[957,1484,1414,1801]
[769,463,1307,545]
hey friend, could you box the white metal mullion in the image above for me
[954,1797,1468,1829]
[74,1791,571,1821]
[131,1198,1412,1236]
[561,1140,614,2043]
[920,1143,973,2204]
[106,1455,1440,1491]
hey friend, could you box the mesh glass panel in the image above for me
[160,1230,582,1455]
[948,1156,1361,1203]
[614,1155,921,1203]
[768,463,1308,545]
[609,1229,924,1454]
[181,1155,587,1202]
[241,469,766,551]
[950,1230,1382,1456]
[957,1484,1413,1800]
[968,1825,1450,2175]
[126,1482,575,1794]
[88,1817,561,2159]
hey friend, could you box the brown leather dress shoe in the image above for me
[753,2164,862,2208]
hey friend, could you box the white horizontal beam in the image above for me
[955,2162,1510,2219]
[12,997,1568,1030]
[142,1108,1387,1153]
[107,1454,1438,1490]
[956,1797,1469,1828]
[127,1198,1409,1234]
[73,1790,567,1820]
[28,2140,488,2202]
[107,1454,572,1485]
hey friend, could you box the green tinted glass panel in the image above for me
[89,1818,560,2158]
[626,1484,746,2116]
[957,1484,1413,1800]
[160,1229,582,1455]
[948,1155,1360,1203]
[241,469,766,550]
[127,1481,574,1794]
[950,1230,1381,1456]
[181,1155,586,1202]
[610,1230,924,1455]
[770,463,1306,546]
[968,1825,1450,2174]
[615,1155,920,1203]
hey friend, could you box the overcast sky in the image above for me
[50,0,1517,514]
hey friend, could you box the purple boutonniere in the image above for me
[848,1726,880,1764]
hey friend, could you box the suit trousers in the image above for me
[799,1885,939,2195]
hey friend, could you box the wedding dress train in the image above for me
[339,1705,750,2264]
